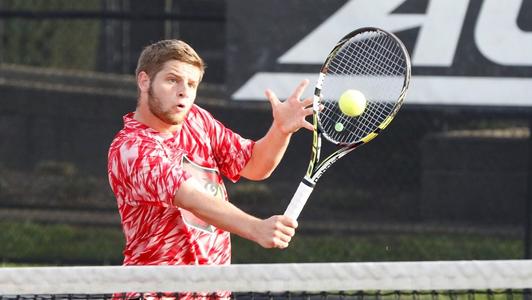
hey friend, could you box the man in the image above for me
[108,39,313,269]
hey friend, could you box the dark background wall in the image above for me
[0,0,531,264]
[1,63,528,227]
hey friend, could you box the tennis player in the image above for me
[107,39,313,274]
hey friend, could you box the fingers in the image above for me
[266,79,314,135]
[267,79,309,104]
[301,96,314,108]
[304,105,314,115]
[278,217,297,236]
[274,216,298,249]
[290,79,310,101]
[260,215,298,249]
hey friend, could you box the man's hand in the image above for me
[252,215,298,249]
[265,79,314,135]
[240,79,316,180]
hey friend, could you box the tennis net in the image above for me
[1,260,531,299]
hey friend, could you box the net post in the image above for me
[524,118,532,300]
[526,117,532,300]
[523,120,532,300]
[525,117,532,260]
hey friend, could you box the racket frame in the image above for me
[284,27,411,220]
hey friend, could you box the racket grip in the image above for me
[284,181,314,220]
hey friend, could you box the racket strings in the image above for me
[325,46,393,141]
[368,35,407,75]
[318,30,408,145]
[332,35,404,79]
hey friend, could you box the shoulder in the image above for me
[188,104,216,122]
[186,104,223,131]
[109,127,162,160]
[110,113,158,149]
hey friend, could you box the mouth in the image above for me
[175,103,186,111]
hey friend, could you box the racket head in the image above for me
[314,27,411,146]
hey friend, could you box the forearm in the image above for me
[173,177,297,248]
[174,178,261,241]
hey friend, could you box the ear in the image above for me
[137,71,150,93]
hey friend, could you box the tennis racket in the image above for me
[284,27,411,220]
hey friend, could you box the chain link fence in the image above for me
[0,0,531,265]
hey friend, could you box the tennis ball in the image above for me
[335,122,344,132]
[338,89,367,117]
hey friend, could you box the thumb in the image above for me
[281,215,299,228]
[265,89,280,107]
[302,120,315,132]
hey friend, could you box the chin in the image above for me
[155,112,183,126]
[166,116,183,126]
[171,113,187,125]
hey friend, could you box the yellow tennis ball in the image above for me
[338,89,367,117]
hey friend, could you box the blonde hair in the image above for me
[135,39,206,82]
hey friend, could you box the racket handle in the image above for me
[284,181,314,220]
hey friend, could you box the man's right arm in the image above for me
[173,177,298,249]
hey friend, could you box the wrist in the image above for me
[241,216,263,243]
[272,119,294,137]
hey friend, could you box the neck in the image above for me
[134,104,181,133]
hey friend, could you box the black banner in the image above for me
[228,0,532,107]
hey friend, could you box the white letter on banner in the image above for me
[475,0,532,65]
[278,0,424,64]
[412,0,469,66]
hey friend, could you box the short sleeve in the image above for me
[209,119,255,182]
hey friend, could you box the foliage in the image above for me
[0,221,522,266]
[232,233,522,263]
[1,0,101,71]
[0,162,114,210]
[0,221,124,265]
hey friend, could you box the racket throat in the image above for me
[301,176,316,187]
[306,130,322,177]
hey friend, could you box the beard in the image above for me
[147,85,183,126]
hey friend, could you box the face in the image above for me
[146,60,201,126]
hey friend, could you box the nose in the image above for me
[177,86,186,98]
[177,83,190,98]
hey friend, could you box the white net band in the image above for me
[1,260,532,295]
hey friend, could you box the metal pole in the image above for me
[525,118,532,259]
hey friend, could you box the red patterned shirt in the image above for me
[108,105,254,268]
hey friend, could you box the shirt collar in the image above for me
[122,112,176,140]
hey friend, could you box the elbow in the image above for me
[254,170,273,181]
[243,168,274,181]
[172,178,204,210]
[173,191,190,210]
[240,158,277,181]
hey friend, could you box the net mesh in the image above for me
[1,290,529,300]
[1,260,531,300]
[319,29,409,145]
